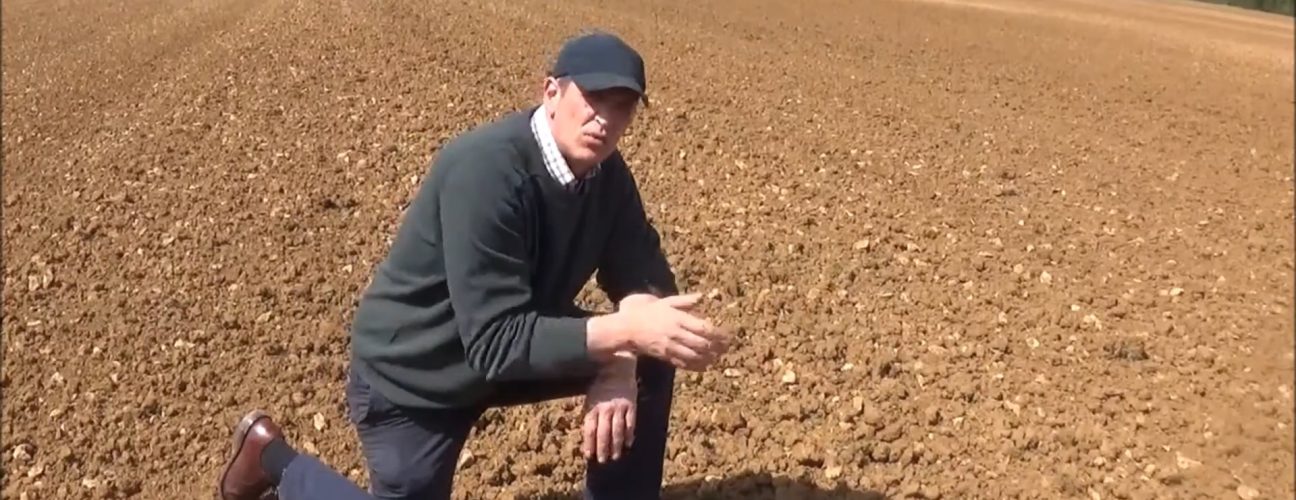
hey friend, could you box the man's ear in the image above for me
[541,76,562,115]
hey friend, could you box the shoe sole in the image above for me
[215,409,272,500]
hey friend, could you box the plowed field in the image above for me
[3,0,1293,498]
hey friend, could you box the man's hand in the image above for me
[587,292,733,371]
[581,356,637,463]
[617,293,660,310]
[620,293,731,370]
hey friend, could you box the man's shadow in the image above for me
[530,471,890,499]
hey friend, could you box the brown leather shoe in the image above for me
[216,410,282,500]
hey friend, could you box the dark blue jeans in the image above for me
[277,452,375,500]
[345,360,677,500]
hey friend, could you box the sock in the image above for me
[260,438,299,486]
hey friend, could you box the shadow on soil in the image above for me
[530,471,889,499]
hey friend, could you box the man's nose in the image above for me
[591,114,608,133]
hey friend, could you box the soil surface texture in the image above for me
[3,0,1293,498]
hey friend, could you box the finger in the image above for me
[659,292,702,309]
[698,328,733,358]
[665,343,702,368]
[625,404,637,450]
[582,409,597,459]
[672,299,699,312]
[670,329,714,355]
[611,407,626,460]
[685,353,717,371]
[707,328,734,352]
[676,313,715,336]
[597,408,613,463]
[680,343,718,371]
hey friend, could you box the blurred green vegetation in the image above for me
[1195,0,1294,16]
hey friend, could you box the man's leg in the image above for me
[277,452,377,500]
[347,368,482,500]
[487,357,677,500]
[584,357,675,499]
[216,410,376,500]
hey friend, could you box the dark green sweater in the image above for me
[349,107,678,409]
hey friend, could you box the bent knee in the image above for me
[363,457,450,499]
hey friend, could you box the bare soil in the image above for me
[3,0,1293,498]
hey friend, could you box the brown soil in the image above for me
[3,0,1293,498]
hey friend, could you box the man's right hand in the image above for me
[588,293,731,371]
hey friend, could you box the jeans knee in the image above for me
[358,434,456,499]
[365,461,445,499]
[352,395,468,500]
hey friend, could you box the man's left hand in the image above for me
[581,354,637,463]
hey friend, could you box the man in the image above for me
[341,29,730,499]
[217,30,731,500]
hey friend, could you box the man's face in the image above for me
[542,77,640,169]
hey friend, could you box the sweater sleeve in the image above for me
[596,167,680,304]
[439,151,601,381]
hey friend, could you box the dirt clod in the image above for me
[781,370,798,385]
[1105,338,1149,361]
[863,404,884,427]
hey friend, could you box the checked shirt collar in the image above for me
[530,106,600,192]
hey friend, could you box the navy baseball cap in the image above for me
[550,31,649,106]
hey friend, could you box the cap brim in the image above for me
[569,72,650,106]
